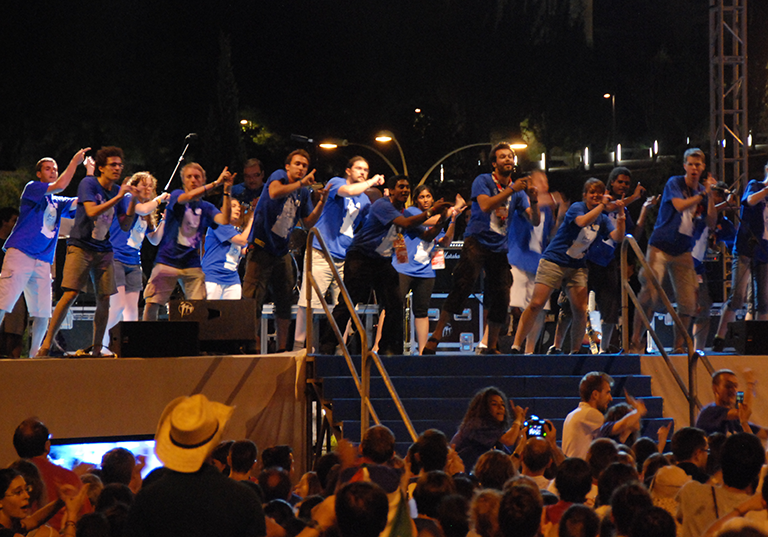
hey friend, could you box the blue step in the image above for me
[311,353,664,452]
[313,354,644,378]
[320,375,652,400]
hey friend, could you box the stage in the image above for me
[0,351,765,474]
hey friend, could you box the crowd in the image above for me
[0,140,758,357]
[2,367,768,537]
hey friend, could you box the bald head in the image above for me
[521,437,552,475]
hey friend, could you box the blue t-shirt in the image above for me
[507,202,555,274]
[154,189,220,269]
[311,177,371,259]
[692,215,736,274]
[3,181,77,264]
[585,207,635,267]
[348,197,404,258]
[202,224,242,286]
[250,170,313,257]
[231,182,264,207]
[464,174,530,253]
[649,175,707,256]
[68,176,121,253]
[543,201,614,269]
[109,194,149,265]
[392,206,438,278]
[734,180,768,262]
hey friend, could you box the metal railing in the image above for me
[620,235,715,425]
[305,229,417,445]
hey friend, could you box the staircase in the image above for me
[310,353,670,457]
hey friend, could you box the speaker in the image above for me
[728,321,768,355]
[428,292,483,352]
[432,245,483,293]
[169,299,257,353]
[110,321,199,358]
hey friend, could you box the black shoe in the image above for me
[509,347,522,354]
[480,347,502,355]
[546,345,563,355]
[712,336,725,353]
[421,337,439,355]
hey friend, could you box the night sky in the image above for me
[2,0,767,195]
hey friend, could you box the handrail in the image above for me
[620,235,714,425]
[305,229,418,443]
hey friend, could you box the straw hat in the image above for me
[154,394,234,473]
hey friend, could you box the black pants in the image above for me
[320,250,404,355]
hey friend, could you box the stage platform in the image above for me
[0,352,308,473]
[0,351,764,473]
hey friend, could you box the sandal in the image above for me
[421,337,439,355]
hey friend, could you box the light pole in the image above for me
[318,139,400,175]
[416,143,494,188]
[604,93,616,164]
[375,130,409,177]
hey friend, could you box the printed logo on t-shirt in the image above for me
[341,198,361,238]
[376,225,402,257]
[414,239,434,265]
[490,198,510,236]
[679,205,695,237]
[272,196,299,239]
[41,199,57,239]
[566,223,599,259]
[601,210,620,249]
[224,243,241,271]
[92,193,113,241]
[127,218,148,250]
[179,206,202,247]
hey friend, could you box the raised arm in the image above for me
[47,148,90,195]
[476,176,529,213]
[301,185,329,228]
[212,169,236,226]
[392,200,453,230]
[338,175,385,197]
[135,192,170,215]
[270,169,317,199]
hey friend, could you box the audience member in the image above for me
[559,503,600,537]
[696,370,766,439]
[228,440,258,481]
[413,471,455,537]
[469,489,501,537]
[498,484,543,537]
[670,427,709,483]
[123,394,266,537]
[610,482,653,537]
[473,450,516,490]
[437,494,470,537]
[546,458,593,525]
[629,506,676,537]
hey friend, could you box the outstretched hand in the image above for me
[300,169,317,187]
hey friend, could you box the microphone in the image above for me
[185,133,198,142]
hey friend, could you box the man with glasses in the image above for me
[232,158,265,208]
[37,146,138,357]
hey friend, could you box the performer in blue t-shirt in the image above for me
[712,160,768,352]
[394,184,465,354]
[38,146,138,357]
[293,156,384,351]
[0,148,88,356]
[142,162,234,321]
[319,175,452,355]
[202,197,254,299]
[422,143,540,355]
[629,148,716,354]
[511,178,625,354]
[102,172,169,350]
[243,149,328,352]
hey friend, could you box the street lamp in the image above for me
[375,130,409,177]
[604,93,616,163]
[318,138,400,175]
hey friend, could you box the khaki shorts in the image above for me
[534,258,588,290]
[61,245,116,296]
[144,263,206,304]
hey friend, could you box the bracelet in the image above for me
[426,209,433,218]
[223,192,231,197]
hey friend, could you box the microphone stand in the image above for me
[163,135,196,192]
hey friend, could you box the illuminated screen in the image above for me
[49,435,162,479]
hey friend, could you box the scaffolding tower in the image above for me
[710,0,749,189]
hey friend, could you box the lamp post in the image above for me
[416,143,494,188]
[318,139,400,175]
[375,130,409,177]
[604,93,616,164]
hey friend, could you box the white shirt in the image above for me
[562,401,605,459]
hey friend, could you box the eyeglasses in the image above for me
[106,163,125,168]
[5,485,32,498]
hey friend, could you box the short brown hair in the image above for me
[490,143,513,166]
[181,162,207,182]
[579,371,613,402]
[285,149,310,166]
[35,157,56,174]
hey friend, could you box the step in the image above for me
[319,375,652,400]
[312,354,644,379]
[329,397,664,422]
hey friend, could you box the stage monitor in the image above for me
[49,434,162,479]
